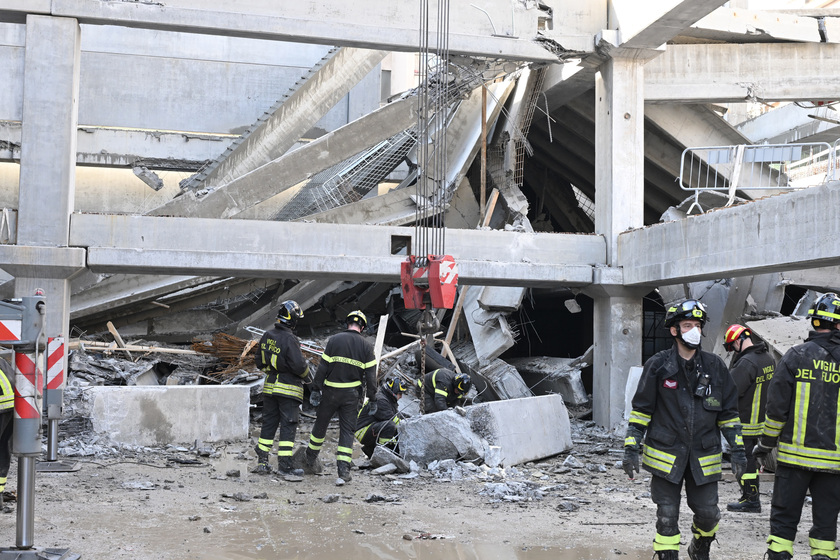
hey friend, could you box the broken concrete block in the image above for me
[465,395,572,467]
[398,409,489,467]
[477,286,526,313]
[452,339,532,401]
[463,287,515,366]
[86,386,249,446]
[507,356,588,405]
[370,445,410,473]
[131,366,160,386]
[371,464,398,475]
[746,315,812,363]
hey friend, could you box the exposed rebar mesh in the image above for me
[513,66,547,188]
[571,185,595,220]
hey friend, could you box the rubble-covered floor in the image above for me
[0,416,785,560]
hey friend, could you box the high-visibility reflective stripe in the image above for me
[698,453,722,476]
[377,436,394,445]
[741,422,764,437]
[309,434,324,451]
[257,438,274,452]
[629,410,651,427]
[337,446,353,454]
[263,381,304,400]
[768,535,795,555]
[740,472,758,481]
[0,371,12,411]
[810,537,839,559]
[836,389,840,453]
[321,354,370,369]
[793,381,810,449]
[717,417,739,429]
[643,446,676,474]
[337,455,352,463]
[336,445,353,463]
[324,379,361,388]
[692,523,718,538]
[750,384,763,426]
[764,416,785,438]
[625,435,639,447]
[277,441,293,457]
[435,388,448,396]
[355,425,370,440]
[653,533,680,552]
[778,441,840,470]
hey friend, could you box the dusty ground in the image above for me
[0,416,805,560]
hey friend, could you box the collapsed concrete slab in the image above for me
[85,386,250,446]
[746,315,812,362]
[463,287,515,366]
[507,355,589,405]
[465,395,572,467]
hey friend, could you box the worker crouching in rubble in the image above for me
[355,376,407,458]
[306,310,377,483]
[421,368,471,413]
[623,299,747,560]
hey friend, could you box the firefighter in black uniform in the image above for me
[623,299,746,560]
[306,310,377,483]
[355,376,407,458]
[421,368,471,413]
[253,300,309,476]
[0,356,14,505]
[722,323,775,513]
[754,293,840,560]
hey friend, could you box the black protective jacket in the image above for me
[356,387,399,432]
[422,368,463,413]
[729,341,775,437]
[763,329,840,473]
[629,345,741,485]
[314,329,377,400]
[255,322,309,402]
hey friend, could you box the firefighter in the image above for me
[355,376,407,458]
[623,299,746,560]
[722,324,775,514]
[306,310,377,483]
[421,368,471,413]
[253,300,310,477]
[0,356,14,506]
[754,293,840,560]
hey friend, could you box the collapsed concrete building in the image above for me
[0,0,839,444]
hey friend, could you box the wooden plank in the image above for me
[106,321,133,361]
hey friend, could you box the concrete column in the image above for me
[15,16,82,432]
[591,56,645,429]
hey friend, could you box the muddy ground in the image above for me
[0,416,803,560]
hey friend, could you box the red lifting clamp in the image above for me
[400,254,458,310]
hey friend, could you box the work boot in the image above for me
[727,479,761,513]
[252,446,272,475]
[653,551,679,560]
[304,447,323,475]
[764,551,792,560]
[277,456,304,477]
[337,461,352,482]
[687,535,715,560]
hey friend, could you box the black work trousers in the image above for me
[358,419,398,458]
[769,464,840,545]
[0,411,12,492]
[310,387,359,464]
[650,469,720,538]
[257,395,300,458]
[743,436,758,473]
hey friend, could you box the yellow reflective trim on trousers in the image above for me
[692,523,718,538]
[793,381,810,449]
[653,533,680,551]
[277,450,293,457]
[698,453,722,476]
[768,535,795,555]
[321,354,366,369]
[810,537,839,559]
[309,434,324,451]
[337,446,353,454]
[629,410,651,427]
[337,455,352,463]
[310,435,325,443]
[325,379,361,388]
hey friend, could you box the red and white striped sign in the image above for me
[14,351,41,420]
[0,320,21,344]
[46,337,64,390]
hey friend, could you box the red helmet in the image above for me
[723,324,750,352]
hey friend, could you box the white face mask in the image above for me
[682,326,702,347]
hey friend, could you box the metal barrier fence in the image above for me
[678,142,834,214]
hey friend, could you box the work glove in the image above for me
[368,401,378,416]
[731,448,748,482]
[623,424,645,479]
[753,439,775,471]
[309,390,321,408]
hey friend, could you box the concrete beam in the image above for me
[28,0,557,63]
[735,103,840,145]
[0,245,85,279]
[618,182,840,286]
[0,121,225,169]
[683,7,826,44]
[645,43,840,103]
[782,267,840,293]
[151,97,418,219]
[612,0,728,49]
[69,213,605,287]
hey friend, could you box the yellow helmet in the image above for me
[347,310,367,329]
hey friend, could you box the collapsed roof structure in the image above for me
[1,0,840,431]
